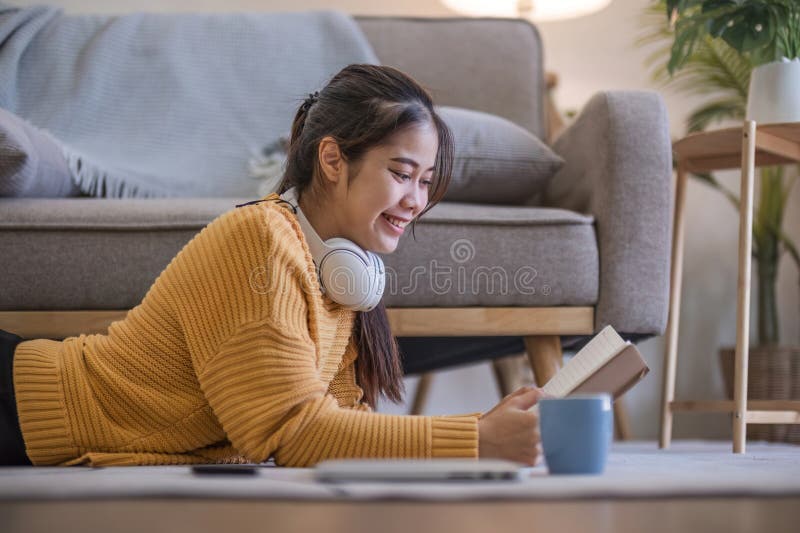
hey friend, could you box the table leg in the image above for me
[409,373,433,416]
[660,165,689,449]
[733,121,756,453]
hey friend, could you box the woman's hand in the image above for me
[478,385,548,466]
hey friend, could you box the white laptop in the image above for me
[314,458,528,482]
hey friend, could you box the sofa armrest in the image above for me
[543,91,673,336]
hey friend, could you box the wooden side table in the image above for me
[661,120,800,453]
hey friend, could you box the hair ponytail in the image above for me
[277,64,454,407]
[354,302,403,406]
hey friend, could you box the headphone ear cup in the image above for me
[318,238,374,309]
[364,251,385,311]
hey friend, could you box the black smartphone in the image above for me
[191,464,259,476]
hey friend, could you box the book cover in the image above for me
[535,325,650,403]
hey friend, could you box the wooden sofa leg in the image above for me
[409,373,433,415]
[491,359,514,397]
[491,355,535,398]
[523,335,563,386]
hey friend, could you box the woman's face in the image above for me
[326,122,439,254]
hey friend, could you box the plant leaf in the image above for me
[686,98,744,131]
[778,228,800,272]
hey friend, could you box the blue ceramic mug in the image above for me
[538,393,613,475]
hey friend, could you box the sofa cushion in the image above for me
[0,107,81,198]
[0,198,597,311]
[438,106,563,204]
[382,201,597,307]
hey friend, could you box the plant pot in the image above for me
[746,58,800,125]
[719,345,800,443]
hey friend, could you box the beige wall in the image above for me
[11,0,800,442]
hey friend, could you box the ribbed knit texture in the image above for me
[12,193,480,466]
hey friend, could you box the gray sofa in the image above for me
[0,15,672,384]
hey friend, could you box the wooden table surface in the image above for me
[672,122,800,172]
[3,497,800,533]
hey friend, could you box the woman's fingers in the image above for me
[504,385,542,402]
[506,387,546,410]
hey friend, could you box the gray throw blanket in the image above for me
[0,4,379,197]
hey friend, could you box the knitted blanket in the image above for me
[0,4,379,197]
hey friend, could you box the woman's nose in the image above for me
[401,184,424,213]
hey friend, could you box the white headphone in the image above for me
[279,186,385,312]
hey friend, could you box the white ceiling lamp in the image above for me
[441,0,612,22]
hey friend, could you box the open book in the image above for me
[530,325,650,411]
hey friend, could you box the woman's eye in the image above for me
[391,170,411,181]
[391,169,432,186]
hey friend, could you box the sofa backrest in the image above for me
[355,16,546,140]
[0,8,548,199]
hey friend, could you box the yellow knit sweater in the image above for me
[13,193,480,467]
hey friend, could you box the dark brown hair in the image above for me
[277,64,454,407]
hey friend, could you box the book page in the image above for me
[540,325,629,399]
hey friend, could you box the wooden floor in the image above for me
[3,498,799,533]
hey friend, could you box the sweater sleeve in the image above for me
[196,316,479,466]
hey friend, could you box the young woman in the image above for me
[0,64,545,467]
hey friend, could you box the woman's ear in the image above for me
[318,136,347,184]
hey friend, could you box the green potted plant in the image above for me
[640,0,800,442]
[667,0,800,123]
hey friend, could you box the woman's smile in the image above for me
[380,213,409,235]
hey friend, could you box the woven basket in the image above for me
[719,346,800,443]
